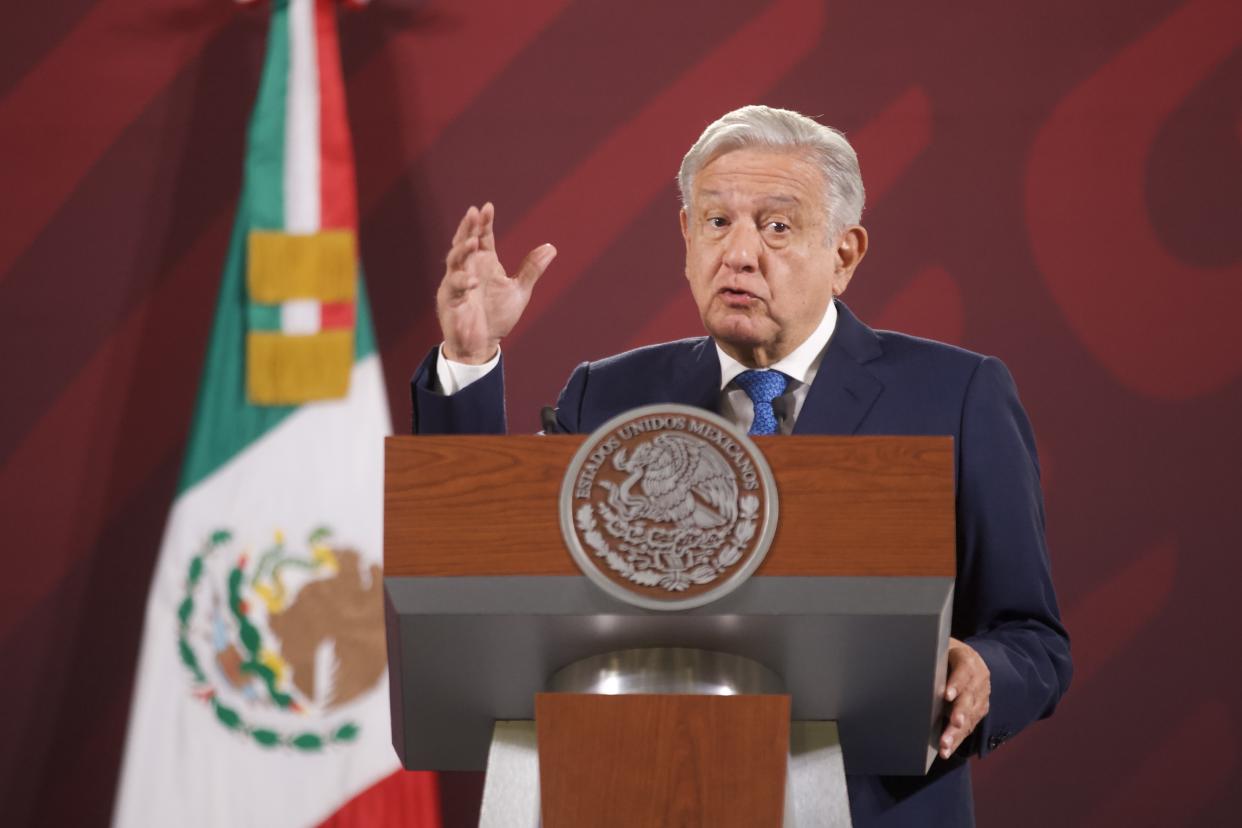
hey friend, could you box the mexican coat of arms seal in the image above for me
[560,405,779,610]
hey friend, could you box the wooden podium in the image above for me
[384,434,955,826]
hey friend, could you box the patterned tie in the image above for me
[734,369,790,436]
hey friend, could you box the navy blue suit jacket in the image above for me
[411,301,1072,827]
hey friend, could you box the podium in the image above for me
[384,433,954,826]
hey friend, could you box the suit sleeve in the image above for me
[954,356,1072,756]
[545,361,591,434]
[409,346,507,434]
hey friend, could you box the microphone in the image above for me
[540,406,561,435]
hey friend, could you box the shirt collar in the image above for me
[715,300,839,390]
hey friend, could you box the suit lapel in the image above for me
[670,337,723,412]
[793,301,885,435]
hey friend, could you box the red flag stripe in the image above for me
[315,770,441,828]
[316,1,358,232]
[320,300,356,330]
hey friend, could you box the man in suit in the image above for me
[410,105,1071,826]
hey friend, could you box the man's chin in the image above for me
[704,315,772,351]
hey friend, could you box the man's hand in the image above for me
[940,637,991,760]
[436,202,557,364]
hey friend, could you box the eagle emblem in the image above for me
[561,405,778,610]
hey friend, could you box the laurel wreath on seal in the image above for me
[176,529,361,752]
[575,495,760,592]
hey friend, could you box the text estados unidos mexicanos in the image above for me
[574,415,760,499]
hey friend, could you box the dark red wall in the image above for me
[2,0,1239,825]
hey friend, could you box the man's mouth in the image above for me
[718,287,758,307]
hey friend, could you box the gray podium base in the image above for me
[478,720,852,828]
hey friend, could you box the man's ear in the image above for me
[679,207,690,247]
[832,225,868,296]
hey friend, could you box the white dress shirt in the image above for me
[434,344,501,395]
[435,301,838,433]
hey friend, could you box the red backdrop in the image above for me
[1,0,1239,825]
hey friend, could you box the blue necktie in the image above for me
[734,370,790,436]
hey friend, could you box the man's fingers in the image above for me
[945,682,989,721]
[940,701,975,759]
[938,685,991,760]
[940,719,969,759]
[945,672,986,701]
[445,235,480,271]
[944,637,990,702]
[946,665,991,703]
[478,202,496,252]
[514,243,557,289]
[440,268,480,300]
[451,205,479,247]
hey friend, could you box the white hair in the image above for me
[677,105,865,238]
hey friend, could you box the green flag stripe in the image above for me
[246,0,289,232]
[353,268,378,360]
[247,304,283,332]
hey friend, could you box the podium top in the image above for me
[385,434,954,579]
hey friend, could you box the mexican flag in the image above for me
[113,1,438,825]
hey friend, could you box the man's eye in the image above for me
[708,217,728,228]
[767,222,790,233]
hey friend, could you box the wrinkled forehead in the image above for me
[689,147,829,210]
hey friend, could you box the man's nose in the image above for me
[722,225,760,272]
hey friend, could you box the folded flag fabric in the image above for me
[112,1,438,825]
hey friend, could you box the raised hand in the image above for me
[435,202,557,364]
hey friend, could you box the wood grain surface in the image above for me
[535,693,789,828]
[384,435,954,577]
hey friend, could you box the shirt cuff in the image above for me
[435,343,501,395]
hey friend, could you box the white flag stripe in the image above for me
[284,0,320,234]
[281,298,322,335]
